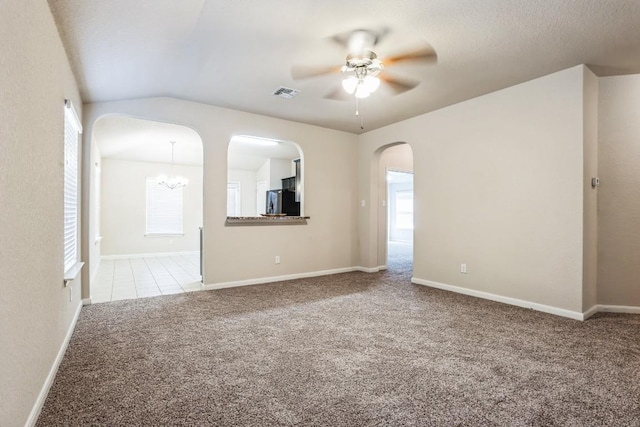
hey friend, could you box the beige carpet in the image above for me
[37,249,640,426]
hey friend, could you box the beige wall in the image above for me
[0,1,83,425]
[597,74,640,307]
[359,66,588,314]
[100,158,203,256]
[83,98,359,290]
[377,144,414,266]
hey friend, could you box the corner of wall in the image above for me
[582,66,599,311]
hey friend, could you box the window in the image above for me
[145,177,184,235]
[395,190,414,230]
[227,182,241,216]
[64,100,82,274]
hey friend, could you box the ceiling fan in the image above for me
[291,28,437,100]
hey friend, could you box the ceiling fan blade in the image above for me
[372,27,391,47]
[329,31,351,49]
[324,86,353,101]
[291,64,341,80]
[380,74,420,95]
[383,44,438,67]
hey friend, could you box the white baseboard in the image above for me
[82,298,92,306]
[595,304,640,315]
[411,277,586,321]
[204,267,360,290]
[26,301,82,426]
[354,266,382,273]
[101,251,198,260]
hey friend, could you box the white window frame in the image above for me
[145,177,184,236]
[63,100,83,281]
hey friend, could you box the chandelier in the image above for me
[157,140,188,190]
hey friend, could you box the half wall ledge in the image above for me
[225,216,309,226]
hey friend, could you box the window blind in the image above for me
[146,177,184,235]
[64,100,82,273]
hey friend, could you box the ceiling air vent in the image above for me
[273,87,300,99]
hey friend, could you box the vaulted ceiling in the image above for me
[49,0,640,134]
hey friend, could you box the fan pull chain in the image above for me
[355,97,365,130]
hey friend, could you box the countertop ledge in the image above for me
[225,216,310,226]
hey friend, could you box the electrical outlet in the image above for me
[275,256,281,264]
[460,264,467,274]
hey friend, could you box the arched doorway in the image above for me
[87,115,204,302]
[376,143,414,273]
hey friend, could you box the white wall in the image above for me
[228,169,257,216]
[597,74,640,307]
[0,1,83,425]
[256,158,270,184]
[269,158,294,190]
[256,157,296,191]
[83,98,359,289]
[359,65,589,315]
[100,158,203,256]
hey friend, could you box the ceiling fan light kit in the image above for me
[291,28,437,127]
[340,50,384,98]
[341,75,381,98]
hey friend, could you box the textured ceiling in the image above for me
[49,0,640,134]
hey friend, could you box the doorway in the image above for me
[387,170,414,270]
[377,143,414,273]
[89,116,204,303]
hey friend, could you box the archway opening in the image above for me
[227,135,304,217]
[377,143,414,273]
[88,115,204,303]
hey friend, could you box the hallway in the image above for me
[387,240,413,274]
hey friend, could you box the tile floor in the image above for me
[91,253,202,303]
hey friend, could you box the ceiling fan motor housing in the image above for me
[344,50,383,76]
